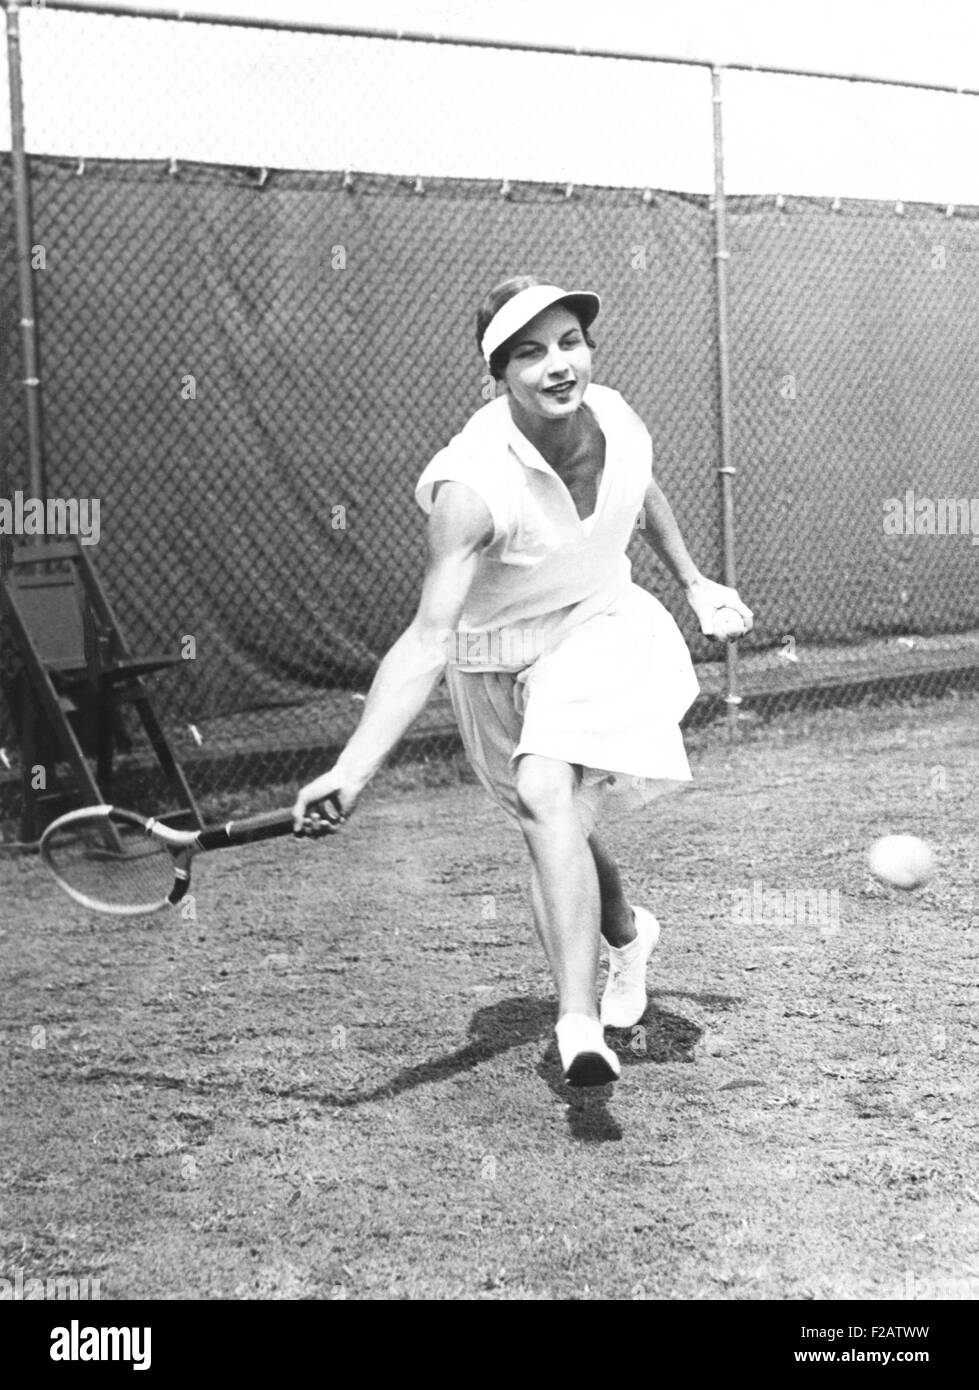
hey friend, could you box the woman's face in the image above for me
[500,304,592,424]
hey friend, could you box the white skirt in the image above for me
[445,583,699,830]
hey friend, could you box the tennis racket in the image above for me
[39,796,342,917]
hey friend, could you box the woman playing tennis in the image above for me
[293,276,752,1087]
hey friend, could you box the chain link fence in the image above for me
[727,191,979,705]
[2,4,978,831]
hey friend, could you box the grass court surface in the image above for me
[2,695,977,1300]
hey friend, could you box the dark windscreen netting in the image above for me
[727,194,979,645]
[1,158,721,734]
[2,152,979,812]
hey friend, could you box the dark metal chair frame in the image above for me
[2,539,202,840]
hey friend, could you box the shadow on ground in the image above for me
[68,990,731,1133]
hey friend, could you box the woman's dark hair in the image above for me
[476,274,596,381]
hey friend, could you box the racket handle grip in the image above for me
[196,795,341,851]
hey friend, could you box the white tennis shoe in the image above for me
[600,905,661,1028]
[555,1013,621,1087]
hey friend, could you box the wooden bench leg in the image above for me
[19,685,38,844]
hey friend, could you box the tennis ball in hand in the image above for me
[867,835,936,890]
[711,606,746,640]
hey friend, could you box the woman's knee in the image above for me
[514,756,577,822]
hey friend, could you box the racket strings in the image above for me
[42,817,182,913]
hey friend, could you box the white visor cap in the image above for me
[480,283,601,365]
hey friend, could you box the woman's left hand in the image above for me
[684,575,754,638]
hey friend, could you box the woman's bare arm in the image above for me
[639,477,753,634]
[638,476,703,588]
[292,482,492,826]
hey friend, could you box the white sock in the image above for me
[555,1012,605,1066]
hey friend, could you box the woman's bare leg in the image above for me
[515,754,600,1018]
[588,832,636,948]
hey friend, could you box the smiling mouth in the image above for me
[543,381,575,398]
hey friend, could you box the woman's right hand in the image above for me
[291,766,364,836]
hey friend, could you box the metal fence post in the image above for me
[4,0,46,513]
[710,65,741,735]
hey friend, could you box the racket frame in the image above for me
[38,797,340,917]
[39,805,196,916]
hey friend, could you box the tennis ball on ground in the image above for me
[867,835,936,890]
[711,606,746,640]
